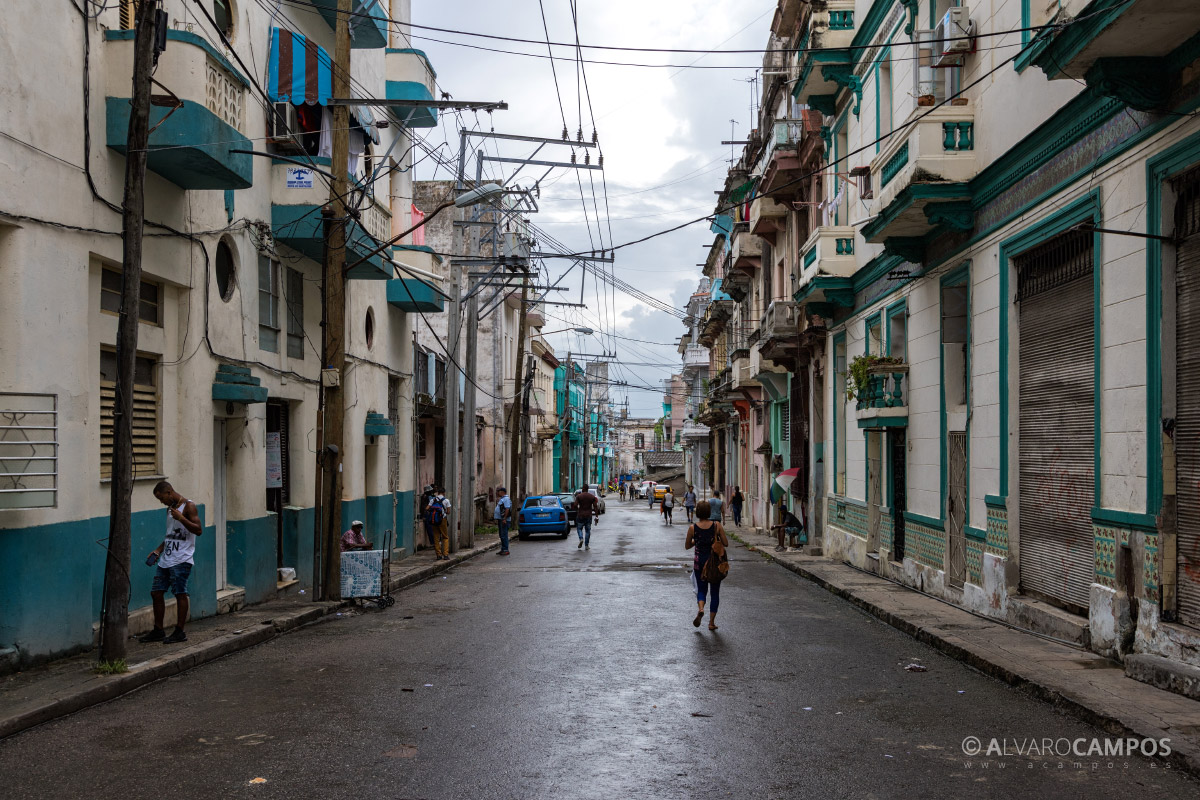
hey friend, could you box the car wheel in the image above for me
[518,530,530,540]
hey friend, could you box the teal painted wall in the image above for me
[226,515,277,605]
[281,506,316,590]
[395,490,415,554]
[0,504,212,667]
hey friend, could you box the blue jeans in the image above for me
[497,519,510,552]
[731,504,742,525]
[695,557,720,613]
[151,562,192,596]
[577,517,592,545]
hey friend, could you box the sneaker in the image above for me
[585,545,590,550]
[138,628,166,643]
[578,540,583,549]
[163,628,187,644]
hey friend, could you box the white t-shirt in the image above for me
[663,492,674,508]
[158,501,196,568]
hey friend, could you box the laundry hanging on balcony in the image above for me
[267,27,380,145]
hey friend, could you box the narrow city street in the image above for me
[1,501,1193,799]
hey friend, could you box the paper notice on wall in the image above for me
[266,432,282,488]
[286,167,314,189]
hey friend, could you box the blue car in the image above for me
[517,495,571,539]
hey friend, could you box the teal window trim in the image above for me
[940,262,971,527]
[885,298,907,358]
[873,29,897,154]
[832,114,848,226]
[1145,129,1200,514]
[997,190,1101,501]
[984,494,1007,509]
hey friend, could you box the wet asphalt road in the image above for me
[1,501,1195,799]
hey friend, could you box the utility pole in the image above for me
[445,268,462,552]
[582,375,592,488]
[101,0,159,662]
[460,291,478,548]
[518,353,535,498]
[507,279,529,498]
[318,0,353,600]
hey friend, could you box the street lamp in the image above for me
[539,326,595,336]
[345,183,506,272]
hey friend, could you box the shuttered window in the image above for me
[780,400,791,441]
[259,256,280,353]
[285,267,304,360]
[100,349,159,478]
[1173,170,1200,626]
[1016,229,1094,613]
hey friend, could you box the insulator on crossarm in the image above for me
[598,154,604,168]
[562,126,569,141]
[571,151,576,164]
[592,129,598,144]
[584,152,590,165]
[576,127,583,142]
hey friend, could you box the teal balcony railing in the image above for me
[855,365,908,411]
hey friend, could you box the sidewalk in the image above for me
[0,534,500,740]
[729,526,1200,776]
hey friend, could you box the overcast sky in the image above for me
[408,0,776,416]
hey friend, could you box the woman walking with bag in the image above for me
[686,500,729,631]
[661,487,675,526]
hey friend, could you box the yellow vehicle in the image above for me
[653,484,669,504]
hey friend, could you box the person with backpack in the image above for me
[425,486,451,560]
[661,487,675,526]
[682,484,698,523]
[686,500,729,631]
[730,486,745,527]
[418,485,436,549]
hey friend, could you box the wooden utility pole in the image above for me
[507,280,530,498]
[518,353,535,498]
[318,0,353,600]
[100,0,158,662]
[444,269,461,552]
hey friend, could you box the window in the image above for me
[365,307,375,350]
[635,434,644,449]
[0,393,57,509]
[416,423,426,459]
[877,54,893,150]
[834,335,847,495]
[101,267,162,325]
[215,240,237,302]
[780,400,791,441]
[942,281,969,407]
[866,316,883,355]
[888,306,907,361]
[285,267,304,359]
[258,255,280,353]
[213,0,234,39]
[100,349,160,478]
[119,0,135,29]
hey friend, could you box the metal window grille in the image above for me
[780,401,791,441]
[100,350,160,478]
[1014,229,1093,301]
[0,393,58,509]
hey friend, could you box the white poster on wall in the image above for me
[266,432,283,489]
[286,166,314,189]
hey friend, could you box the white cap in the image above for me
[351,520,364,527]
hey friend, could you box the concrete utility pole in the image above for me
[317,0,353,600]
[507,279,529,498]
[558,354,572,494]
[101,0,159,662]
[445,267,462,552]
[460,291,478,548]
[582,376,592,488]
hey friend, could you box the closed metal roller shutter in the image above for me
[1175,175,1200,626]
[1017,231,1094,613]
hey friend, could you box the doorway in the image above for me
[867,431,882,552]
[890,429,907,562]
[213,418,228,590]
[265,401,290,570]
[947,431,967,588]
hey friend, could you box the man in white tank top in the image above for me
[140,481,202,644]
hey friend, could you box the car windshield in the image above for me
[557,495,575,504]
[524,497,560,508]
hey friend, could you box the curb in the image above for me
[730,534,1200,777]
[0,541,498,741]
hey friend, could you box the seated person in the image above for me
[340,520,373,552]
[771,508,806,551]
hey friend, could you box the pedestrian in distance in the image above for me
[419,484,436,549]
[340,520,372,551]
[494,486,512,556]
[683,484,697,523]
[686,500,729,632]
[648,484,656,509]
[139,480,202,644]
[730,486,745,527]
[662,487,675,526]
[426,486,451,561]
[708,489,724,524]
[574,485,600,550]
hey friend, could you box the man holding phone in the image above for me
[140,480,202,644]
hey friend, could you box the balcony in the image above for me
[758,113,823,198]
[749,195,788,236]
[387,278,444,313]
[391,244,443,278]
[309,0,388,49]
[855,364,909,429]
[759,300,802,363]
[796,225,858,290]
[861,106,977,250]
[526,300,546,328]
[385,48,439,128]
[270,163,392,279]
[1029,0,1200,109]
[681,420,710,441]
[791,2,858,117]
[682,344,710,372]
[723,268,751,302]
[104,31,252,190]
[698,298,733,348]
[731,224,763,272]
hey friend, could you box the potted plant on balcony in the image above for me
[845,354,905,403]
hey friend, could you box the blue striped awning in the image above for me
[267,27,333,106]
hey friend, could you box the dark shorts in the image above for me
[151,562,192,596]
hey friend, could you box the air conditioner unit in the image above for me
[934,7,973,67]
[266,101,303,151]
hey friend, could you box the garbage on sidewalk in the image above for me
[904,663,928,672]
